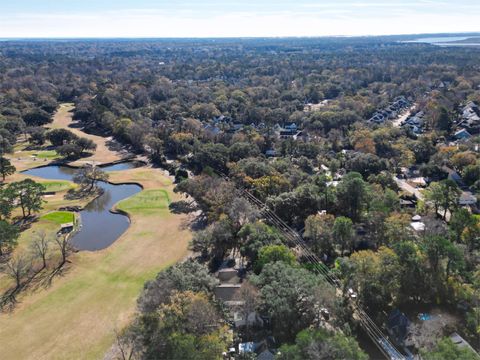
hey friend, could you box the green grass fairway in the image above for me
[41,211,75,225]
[35,150,58,159]
[0,168,192,360]
[8,145,61,171]
[117,189,170,215]
[39,180,75,193]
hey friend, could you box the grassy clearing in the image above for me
[116,189,170,215]
[8,146,60,171]
[108,168,173,188]
[0,166,192,360]
[6,172,92,219]
[41,211,75,225]
[40,180,75,193]
[12,148,59,160]
[0,220,60,292]
[18,220,59,250]
[35,150,59,159]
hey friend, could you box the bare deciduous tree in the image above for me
[30,231,51,270]
[55,235,73,267]
[113,325,141,360]
[4,255,31,290]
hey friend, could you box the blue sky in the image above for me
[1,0,479,38]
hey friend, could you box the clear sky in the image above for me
[0,0,479,38]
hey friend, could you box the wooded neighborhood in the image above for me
[0,34,479,360]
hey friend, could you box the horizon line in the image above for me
[1,31,480,41]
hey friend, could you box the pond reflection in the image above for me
[23,163,142,251]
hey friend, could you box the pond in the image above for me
[23,162,143,251]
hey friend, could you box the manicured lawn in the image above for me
[8,146,61,171]
[116,188,170,215]
[41,211,75,225]
[0,220,60,291]
[0,166,191,360]
[35,150,59,159]
[39,180,75,193]
[1,106,190,360]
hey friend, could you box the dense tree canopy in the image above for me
[1,37,479,358]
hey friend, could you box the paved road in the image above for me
[395,177,451,221]
[395,177,424,200]
[391,106,415,127]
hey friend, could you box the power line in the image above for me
[217,171,406,360]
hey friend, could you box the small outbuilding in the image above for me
[454,128,472,140]
[234,311,264,328]
[217,268,240,283]
[214,284,242,303]
[59,222,74,234]
[410,214,425,232]
[400,199,415,208]
[410,222,425,232]
[408,177,427,187]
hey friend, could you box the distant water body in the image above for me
[406,36,470,43]
[403,36,480,47]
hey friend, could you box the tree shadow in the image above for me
[169,200,198,214]
[65,186,102,201]
[12,215,39,230]
[0,262,71,313]
[179,211,207,232]
[0,286,22,313]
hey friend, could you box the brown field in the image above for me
[0,105,192,359]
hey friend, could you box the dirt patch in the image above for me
[405,308,460,351]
